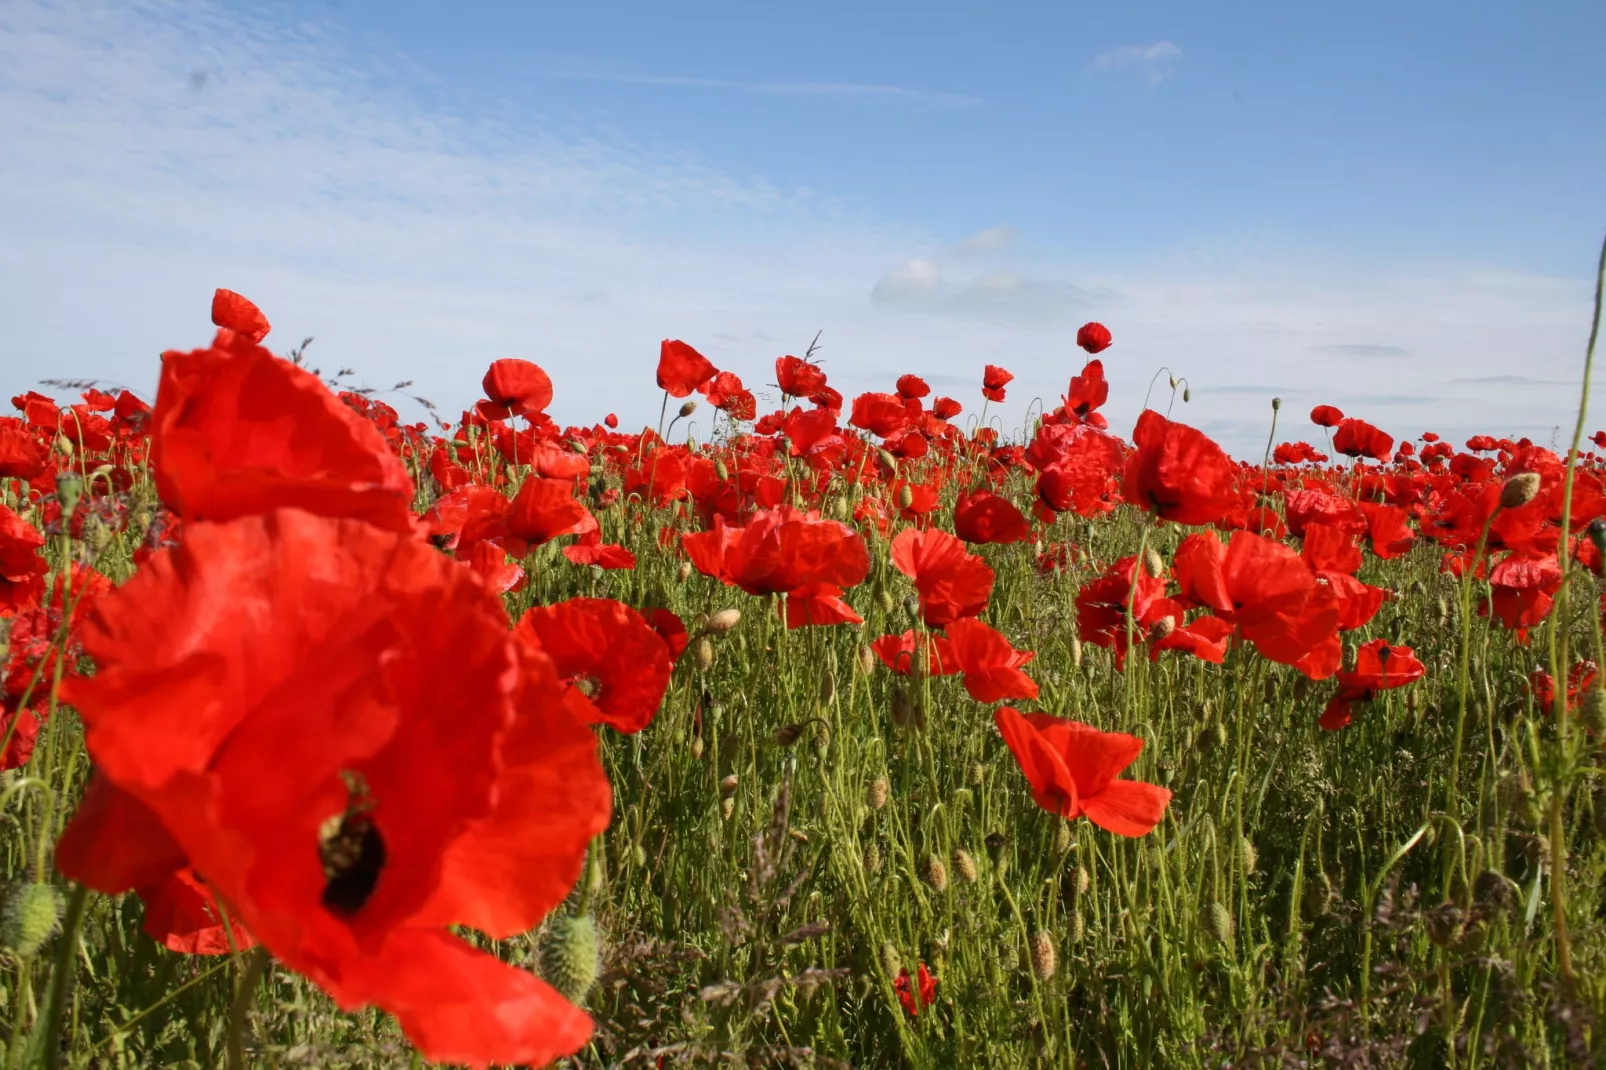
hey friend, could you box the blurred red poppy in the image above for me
[1076,322,1112,354]
[1122,411,1238,527]
[210,288,271,343]
[1310,405,1344,428]
[656,340,718,398]
[953,489,1030,545]
[518,598,672,733]
[894,963,938,1017]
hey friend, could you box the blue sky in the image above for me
[2,0,1603,455]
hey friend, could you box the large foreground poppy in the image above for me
[993,707,1171,836]
[56,509,610,1068]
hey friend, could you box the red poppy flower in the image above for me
[981,365,1014,403]
[0,504,48,612]
[480,359,554,419]
[896,374,931,399]
[518,598,672,734]
[783,583,863,628]
[932,396,963,420]
[1332,418,1393,462]
[944,618,1038,703]
[1319,639,1425,730]
[682,507,870,600]
[656,340,718,398]
[871,631,960,676]
[642,608,689,662]
[0,419,49,481]
[152,330,416,531]
[562,530,637,570]
[1310,405,1345,428]
[894,963,938,1017]
[1076,321,1113,354]
[953,489,1030,545]
[56,509,611,1067]
[1122,410,1238,527]
[776,355,829,398]
[850,393,913,439]
[210,288,271,343]
[604,413,619,429]
[1074,555,1172,670]
[1062,360,1109,423]
[890,527,995,627]
[1528,660,1599,714]
[508,476,594,547]
[992,707,1171,836]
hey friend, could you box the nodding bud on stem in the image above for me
[1271,397,1282,412]
[678,400,698,418]
[1168,375,1177,390]
[1182,387,1191,403]
[877,449,898,473]
[1499,472,1541,509]
[1149,616,1177,641]
[704,608,742,634]
[896,485,915,510]
[1143,547,1165,579]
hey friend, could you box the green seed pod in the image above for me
[877,588,897,615]
[2,883,62,958]
[953,848,979,884]
[1201,901,1235,947]
[1030,930,1057,981]
[539,913,600,1005]
[714,458,730,482]
[830,497,851,520]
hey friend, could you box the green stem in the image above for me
[31,883,89,1070]
[226,946,272,1070]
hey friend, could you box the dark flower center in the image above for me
[319,775,386,916]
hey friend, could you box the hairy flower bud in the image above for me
[923,853,949,893]
[1030,930,1058,981]
[1202,901,1235,947]
[705,608,742,634]
[1500,472,1541,510]
[678,400,698,418]
[867,776,890,811]
[1,883,62,958]
[953,848,979,885]
[539,913,600,1004]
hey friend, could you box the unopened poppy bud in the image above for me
[857,644,877,676]
[1239,836,1258,875]
[863,841,884,874]
[694,637,715,670]
[691,735,705,759]
[705,608,742,634]
[567,439,587,454]
[896,485,914,510]
[1581,687,1606,733]
[1068,865,1091,898]
[879,941,903,979]
[830,496,850,520]
[1143,547,1165,578]
[1591,518,1606,556]
[867,775,890,810]
[1051,819,1073,857]
[1499,472,1541,509]
[678,400,698,418]
[985,831,1009,877]
[1303,871,1334,919]
[720,796,735,821]
[819,670,837,705]
[878,588,897,614]
[719,774,740,798]
[53,433,74,457]
[967,761,985,787]
[923,853,949,893]
[1069,912,1086,944]
[1,883,62,958]
[677,561,693,582]
[714,458,730,481]
[55,473,83,519]
[1030,930,1058,981]
[1182,387,1191,403]
[1270,396,1282,412]
[1149,616,1176,641]
[1168,375,1178,390]
[877,449,898,473]
[1472,869,1518,914]
[1069,637,1083,668]
[774,723,805,747]
[953,848,979,884]
[890,686,925,730]
[1202,901,1235,947]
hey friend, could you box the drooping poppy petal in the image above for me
[656,340,718,398]
[210,288,271,343]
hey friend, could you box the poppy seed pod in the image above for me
[678,400,698,418]
[1271,397,1282,412]
[1499,472,1541,509]
[1,883,62,958]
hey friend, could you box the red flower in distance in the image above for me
[871,630,960,676]
[1076,321,1112,354]
[657,340,718,398]
[56,509,610,1067]
[1122,410,1239,527]
[945,618,1038,703]
[776,355,829,398]
[1310,405,1345,428]
[0,504,48,611]
[1319,639,1425,730]
[896,374,931,399]
[683,507,870,600]
[507,476,594,548]
[890,527,995,627]
[210,288,271,343]
[0,419,49,481]
[152,330,416,531]
[993,707,1171,836]
[480,359,554,419]
[982,365,1014,402]
[894,963,938,1017]
[850,392,914,439]
[1333,418,1393,462]
[518,598,672,734]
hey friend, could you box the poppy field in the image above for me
[2,259,1606,1068]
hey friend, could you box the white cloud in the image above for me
[1091,41,1182,85]
[953,225,1017,256]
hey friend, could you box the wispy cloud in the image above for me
[522,64,983,106]
[1308,343,1412,359]
[869,258,1112,327]
[1091,41,1182,85]
[953,225,1017,256]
